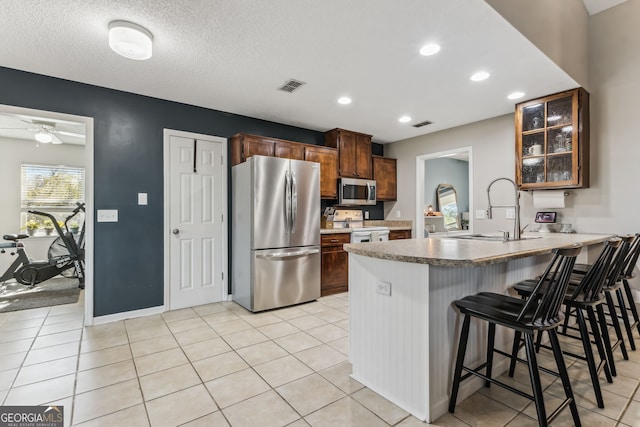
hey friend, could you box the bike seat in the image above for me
[3,234,29,241]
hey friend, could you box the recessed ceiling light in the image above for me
[419,43,441,56]
[470,71,490,82]
[109,20,153,60]
[508,91,525,100]
[337,96,352,105]
[398,116,411,123]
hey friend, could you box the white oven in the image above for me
[351,227,389,243]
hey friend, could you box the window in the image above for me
[21,163,85,235]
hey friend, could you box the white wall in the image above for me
[0,137,85,272]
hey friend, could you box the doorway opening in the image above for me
[415,147,473,239]
[0,104,93,319]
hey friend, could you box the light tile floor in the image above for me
[1,292,640,426]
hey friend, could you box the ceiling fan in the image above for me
[0,119,84,145]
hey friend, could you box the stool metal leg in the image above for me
[578,308,606,408]
[449,315,471,413]
[595,305,616,379]
[605,291,629,360]
[524,332,548,426]
[623,279,640,335]
[485,322,495,387]
[616,288,636,351]
[548,329,581,427]
[509,331,522,377]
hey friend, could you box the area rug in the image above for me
[0,277,81,313]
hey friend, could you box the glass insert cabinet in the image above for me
[515,88,590,189]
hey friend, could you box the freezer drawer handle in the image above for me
[256,248,320,259]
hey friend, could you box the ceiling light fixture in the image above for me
[337,96,352,105]
[419,43,441,56]
[34,129,53,143]
[108,20,153,60]
[470,71,490,82]
[398,116,412,123]
[508,91,525,100]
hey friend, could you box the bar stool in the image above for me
[576,234,640,349]
[511,238,620,409]
[449,245,582,427]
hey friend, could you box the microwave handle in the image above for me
[366,181,371,200]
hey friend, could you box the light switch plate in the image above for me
[97,209,118,222]
[506,208,516,219]
[138,193,148,205]
[475,210,487,219]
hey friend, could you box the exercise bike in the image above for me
[0,203,85,289]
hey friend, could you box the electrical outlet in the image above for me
[377,281,392,296]
[475,209,487,219]
[364,211,369,219]
[97,209,118,222]
[395,210,401,219]
[506,208,516,219]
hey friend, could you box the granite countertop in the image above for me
[343,233,612,267]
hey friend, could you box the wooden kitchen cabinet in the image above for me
[231,133,309,166]
[320,233,350,296]
[373,155,397,201]
[274,140,304,161]
[324,128,373,179]
[515,88,590,189]
[304,145,338,199]
[230,134,275,166]
[389,229,411,240]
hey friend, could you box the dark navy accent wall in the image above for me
[0,66,332,316]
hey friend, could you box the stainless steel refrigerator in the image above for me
[232,155,320,312]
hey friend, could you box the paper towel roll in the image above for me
[533,190,565,208]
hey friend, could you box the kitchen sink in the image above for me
[448,234,541,242]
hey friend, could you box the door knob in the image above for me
[172,229,180,235]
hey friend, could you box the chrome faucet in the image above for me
[487,177,522,240]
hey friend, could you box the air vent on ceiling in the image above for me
[413,120,433,128]
[278,79,306,93]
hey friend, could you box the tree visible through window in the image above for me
[21,163,85,234]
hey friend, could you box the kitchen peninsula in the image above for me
[343,233,611,422]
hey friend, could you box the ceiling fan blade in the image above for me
[54,130,85,138]
[51,134,64,144]
[0,127,32,130]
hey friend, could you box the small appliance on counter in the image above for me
[534,211,556,233]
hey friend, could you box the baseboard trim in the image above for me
[90,305,165,326]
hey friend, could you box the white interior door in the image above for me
[168,134,225,310]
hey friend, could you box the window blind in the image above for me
[21,163,85,210]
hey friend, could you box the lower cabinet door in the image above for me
[321,246,348,296]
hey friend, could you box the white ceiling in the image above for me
[582,0,628,15]
[0,1,613,144]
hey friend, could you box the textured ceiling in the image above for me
[0,0,582,143]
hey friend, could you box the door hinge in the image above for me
[221,213,224,222]
[221,155,224,165]
[221,272,224,281]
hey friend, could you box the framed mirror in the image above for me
[436,183,459,230]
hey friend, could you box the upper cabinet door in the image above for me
[274,141,305,160]
[515,88,590,189]
[373,155,397,201]
[304,146,338,199]
[324,128,373,179]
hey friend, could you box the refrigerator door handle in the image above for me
[256,248,320,259]
[291,171,297,234]
[284,170,292,233]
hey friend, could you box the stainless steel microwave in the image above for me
[338,178,376,205]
